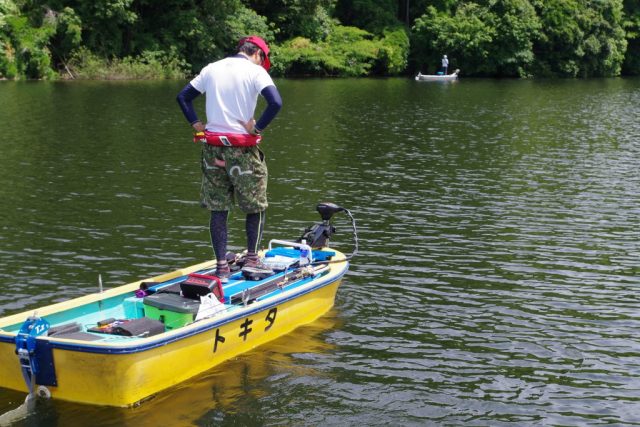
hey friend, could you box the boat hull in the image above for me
[415,69,460,81]
[415,75,458,81]
[0,254,347,406]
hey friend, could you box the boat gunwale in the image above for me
[415,75,458,80]
[0,259,348,355]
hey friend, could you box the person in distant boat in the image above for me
[442,55,449,75]
[176,35,282,281]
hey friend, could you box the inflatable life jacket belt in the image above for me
[194,131,261,147]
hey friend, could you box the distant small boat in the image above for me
[415,69,460,81]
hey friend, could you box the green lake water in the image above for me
[1,76,639,426]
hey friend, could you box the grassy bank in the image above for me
[61,48,189,80]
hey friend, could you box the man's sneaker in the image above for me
[243,257,274,270]
[241,258,274,281]
[215,266,231,283]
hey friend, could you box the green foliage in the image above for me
[116,0,227,73]
[0,0,17,18]
[413,4,491,75]
[270,37,321,75]
[222,3,277,54]
[622,0,640,74]
[67,0,137,57]
[532,0,627,77]
[253,0,336,41]
[487,0,541,77]
[68,47,189,79]
[335,0,399,34]
[271,28,372,76]
[272,25,409,76]
[52,7,82,59]
[1,0,640,78]
[122,0,276,73]
[325,25,379,75]
[412,1,540,77]
[376,27,409,74]
[0,0,18,78]
[2,11,57,79]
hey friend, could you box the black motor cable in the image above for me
[311,207,358,265]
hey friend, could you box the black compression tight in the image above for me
[210,210,266,260]
[246,211,266,255]
[209,211,228,261]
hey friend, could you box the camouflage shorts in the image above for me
[200,144,268,213]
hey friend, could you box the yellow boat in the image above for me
[0,203,356,407]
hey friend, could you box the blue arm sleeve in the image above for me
[255,85,282,131]
[176,83,202,125]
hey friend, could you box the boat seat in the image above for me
[51,331,103,341]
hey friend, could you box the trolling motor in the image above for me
[298,202,358,260]
[299,202,341,248]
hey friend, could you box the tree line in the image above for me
[1,0,639,79]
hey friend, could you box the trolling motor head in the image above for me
[299,202,344,248]
[316,202,345,221]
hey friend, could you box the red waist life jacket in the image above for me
[194,131,261,147]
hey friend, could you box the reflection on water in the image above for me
[0,313,339,426]
[1,77,640,425]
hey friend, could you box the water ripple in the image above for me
[1,79,640,425]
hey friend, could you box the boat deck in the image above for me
[1,248,336,343]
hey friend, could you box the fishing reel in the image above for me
[298,203,358,260]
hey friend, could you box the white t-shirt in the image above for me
[190,56,275,134]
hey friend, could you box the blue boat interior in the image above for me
[3,248,337,342]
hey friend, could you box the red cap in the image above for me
[238,35,271,72]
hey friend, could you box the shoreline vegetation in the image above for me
[59,48,189,80]
[1,1,639,81]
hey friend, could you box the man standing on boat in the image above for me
[441,55,449,75]
[176,36,282,281]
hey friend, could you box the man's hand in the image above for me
[239,118,260,135]
[192,121,206,132]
